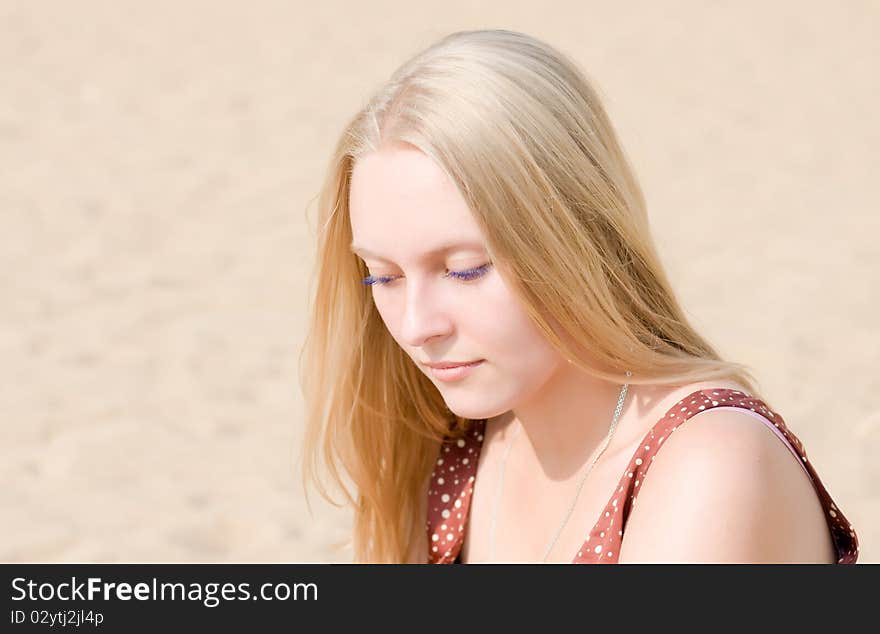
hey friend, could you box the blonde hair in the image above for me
[299,29,762,563]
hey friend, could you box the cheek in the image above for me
[478,278,562,368]
[370,292,402,335]
[486,298,561,370]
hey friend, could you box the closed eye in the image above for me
[362,262,493,286]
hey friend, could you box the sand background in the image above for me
[1,1,877,562]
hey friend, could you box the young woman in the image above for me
[299,29,859,564]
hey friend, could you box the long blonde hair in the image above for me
[299,29,762,563]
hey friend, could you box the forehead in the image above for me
[348,143,486,259]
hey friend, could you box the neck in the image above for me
[495,362,633,481]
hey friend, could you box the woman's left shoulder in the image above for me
[617,401,837,563]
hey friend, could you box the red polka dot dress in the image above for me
[425,388,859,564]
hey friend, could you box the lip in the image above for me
[422,360,483,369]
[425,359,484,382]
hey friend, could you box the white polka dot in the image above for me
[457,439,465,448]
[600,532,604,537]
[432,546,438,552]
[612,499,618,506]
[441,494,450,503]
[594,545,602,554]
[607,551,613,557]
[438,478,444,485]
[627,472,633,478]
[644,445,650,451]
[830,509,838,518]
[454,499,462,508]
[441,509,450,519]
[432,534,439,542]
[477,435,483,441]
[605,511,609,517]
[635,480,640,487]
[462,458,469,465]
[446,533,454,541]
[441,524,446,530]
[437,458,444,466]
[635,458,643,466]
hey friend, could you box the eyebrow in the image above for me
[349,240,487,263]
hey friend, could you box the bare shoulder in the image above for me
[617,406,836,563]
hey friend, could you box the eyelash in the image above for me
[361,263,493,286]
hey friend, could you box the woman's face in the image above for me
[348,141,565,420]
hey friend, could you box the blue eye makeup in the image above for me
[361,262,493,286]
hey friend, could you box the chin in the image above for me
[443,399,507,422]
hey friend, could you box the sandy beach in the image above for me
[1,1,877,562]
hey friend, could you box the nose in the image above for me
[398,277,453,348]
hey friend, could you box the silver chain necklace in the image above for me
[488,371,632,563]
